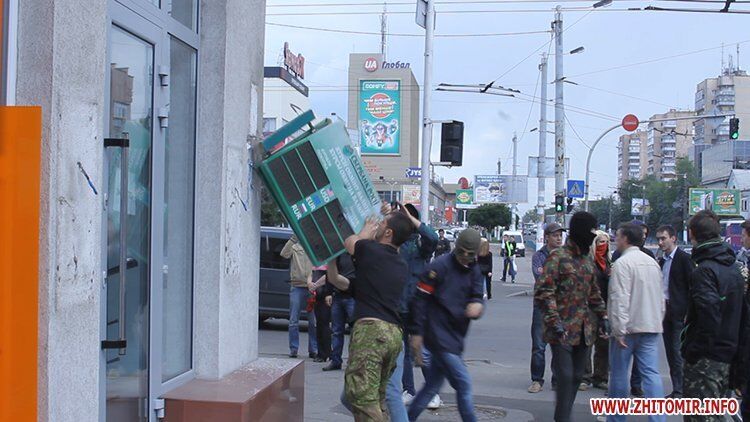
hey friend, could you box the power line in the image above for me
[565,114,592,149]
[266,7,646,16]
[573,82,680,108]
[267,0,749,7]
[569,39,750,78]
[266,22,550,37]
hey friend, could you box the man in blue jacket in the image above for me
[407,229,485,422]
[398,204,439,408]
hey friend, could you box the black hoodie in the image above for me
[683,240,746,364]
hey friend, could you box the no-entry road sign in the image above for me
[622,114,639,132]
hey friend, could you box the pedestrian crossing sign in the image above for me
[567,180,585,199]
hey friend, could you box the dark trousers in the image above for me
[484,275,492,299]
[531,305,554,385]
[314,299,332,360]
[502,257,516,281]
[742,384,750,421]
[551,343,588,422]
[662,312,684,395]
[583,325,609,384]
[402,329,431,396]
[331,296,355,366]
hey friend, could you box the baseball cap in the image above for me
[544,222,566,235]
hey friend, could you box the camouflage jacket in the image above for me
[533,240,607,347]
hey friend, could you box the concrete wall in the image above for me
[193,0,265,380]
[16,0,108,420]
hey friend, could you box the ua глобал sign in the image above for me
[359,80,400,155]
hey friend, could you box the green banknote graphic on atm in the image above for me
[259,111,381,266]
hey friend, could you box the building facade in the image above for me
[263,43,310,137]
[618,130,648,185]
[2,1,302,421]
[701,140,750,186]
[646,109,695,181]
[694,67,750,146]
[347,53,448,224]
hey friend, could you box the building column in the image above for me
[15,0,108,420]
[193,0,265,380]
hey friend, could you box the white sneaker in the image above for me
[402,391,415,405]
[427,394,442,410]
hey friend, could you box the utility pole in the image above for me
[419,0,435,223]
[553,6,565,224]
[380,2,387,59]
[536,53,548,250]
[511,132,518,230]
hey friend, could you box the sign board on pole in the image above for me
[528,156,570,178]
[402,185,421,205]
[473,175,528,204]
[631,198,650,216]
[416,0,428,28]
[405,167,422,178]
[455,189,479,209]
[359,80,401,155]
[567,180,585,199]
[689,188,741,216]
[622,114,639,132]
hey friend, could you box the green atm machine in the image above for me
[258,111,381,266]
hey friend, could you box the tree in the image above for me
[467,204,511,233]
[260,186,287,227]
[523,209,540,224]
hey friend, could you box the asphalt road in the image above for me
[258,245,682,421]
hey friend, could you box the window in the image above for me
[260,236,291,270]
[263,117,277,134]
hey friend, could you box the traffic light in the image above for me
[730,117,740,140]
[555,195,565,213]
[566,197,575,213]
[440,121,464,166]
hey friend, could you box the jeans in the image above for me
[288,286,317,355]
[608,333,665,422]
[408,350,476,422]
[530,304,552,385]
[662,311,684,395]
[386,349,408,422]
[402,333,433,396]
[484,275,492,298]
[551,343,588,422]
[331,296,355,366]
[502,257,516,281]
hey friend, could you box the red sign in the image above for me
[283,42,305,79]
[622,114,639,132]
[364,57,378,72]
[364,93,396,119]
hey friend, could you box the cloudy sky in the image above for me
[264,0,749,214]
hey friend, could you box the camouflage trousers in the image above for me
[683,358,730,422]
[344,319,403,422]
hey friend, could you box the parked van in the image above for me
[259,226,310,321]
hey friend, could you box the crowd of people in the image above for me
[280,205,750,422]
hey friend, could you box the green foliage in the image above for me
[523,209,541,223]
[260,186,287,227]
[467,204,512,232]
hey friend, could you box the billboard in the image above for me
[402,185,421,205]
[359,80,401,155]
[689,188,741,216]
[473,175,528,204]
[631,198,650,216]
[455,189,479,209]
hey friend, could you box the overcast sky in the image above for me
[264,0,749,214]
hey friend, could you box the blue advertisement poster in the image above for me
[359,80,400,155]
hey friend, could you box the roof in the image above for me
[728,169,750,191]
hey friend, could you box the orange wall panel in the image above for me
[0,106,41,422]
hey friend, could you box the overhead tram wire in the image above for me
[267,0,750,7]
[266,22,551,37]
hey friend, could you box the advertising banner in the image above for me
[359,80,401,155]
[473,175,528,204]
[402,185,421,205]
[631,198,650,216]
[689,188,741,216]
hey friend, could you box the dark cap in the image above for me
[544,222,566,236]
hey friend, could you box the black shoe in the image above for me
[314,356,328,363]
[501,278,506,283]
[666,391,682,399]
[289,351,298,358]
[323,363,342,371]
[631,387,644,398]
[309,352,317,359]
[512,279,516,283]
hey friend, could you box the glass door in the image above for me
[102,21,159,422]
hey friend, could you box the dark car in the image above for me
[259,226,310,321]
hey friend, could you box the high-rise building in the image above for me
[618,130,648,186]
[646,109,695,181]
[694,67,750,146]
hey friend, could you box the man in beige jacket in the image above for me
[607,223,666,422]
[281,235,317,359]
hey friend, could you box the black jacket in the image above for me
[435,238,452,257]
[682,240,746,364]
[658,247,694,323]
[477,253,493,276]
[594,261,611,304]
